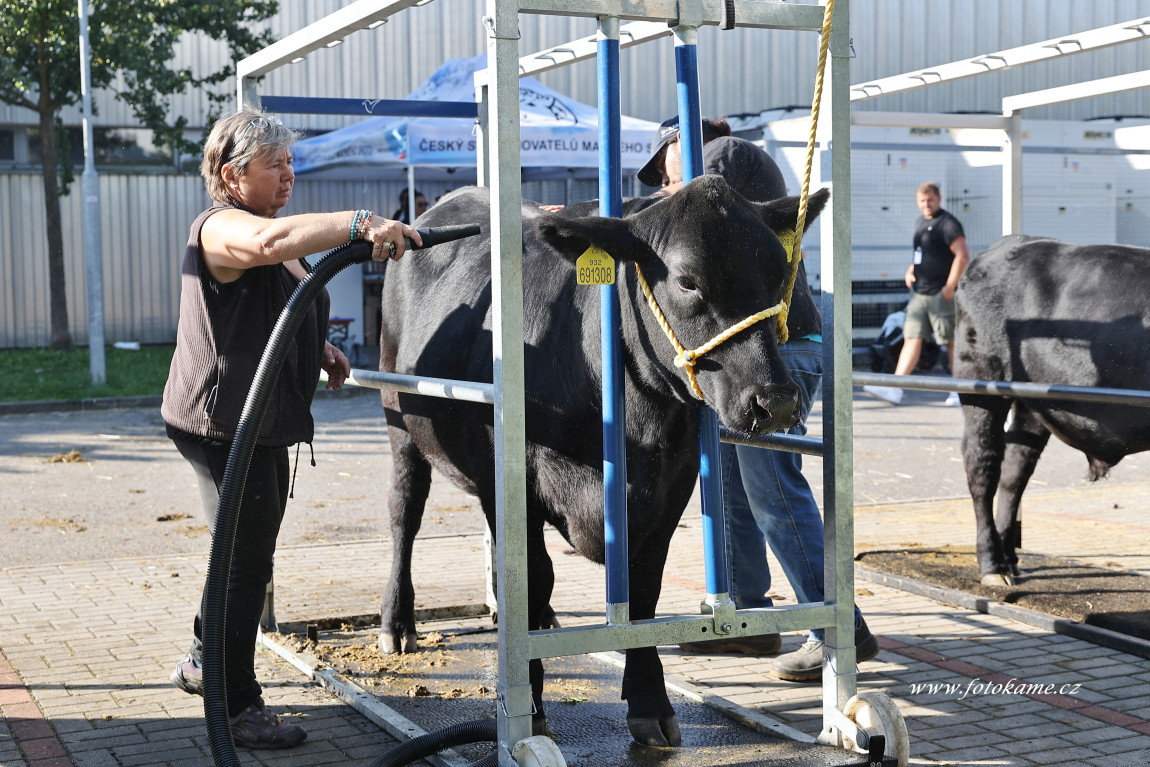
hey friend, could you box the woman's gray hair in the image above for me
[200,107,298,203]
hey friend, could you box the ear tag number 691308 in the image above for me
[576,245,615,285]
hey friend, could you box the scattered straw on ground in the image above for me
[47,450,87,463]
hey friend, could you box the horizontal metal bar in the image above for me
[1003,69,1150,114]
[515,0,825,31]
[851,111,1012,131]
[237,0,422,79]
[853,372,1150,407]
[262,95,478,118]
[719,428,823,456]
[332,370,824,453]
[475,21,672,85]
[528,603,836,659]
[850,16,1150,102]
[333,370,824,454]
[334,368,495,403]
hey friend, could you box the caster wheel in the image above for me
[844,692,909,767]
[512,735,567,767]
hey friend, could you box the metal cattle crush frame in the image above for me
[236,1,889,764]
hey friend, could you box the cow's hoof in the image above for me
[378,631,418,654]
[626,714,682,748]
[980,572,1015,587]
[539,605,561,630]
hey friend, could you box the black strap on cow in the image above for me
[720,0,736,30]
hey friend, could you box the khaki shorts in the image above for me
[903,291,955,343]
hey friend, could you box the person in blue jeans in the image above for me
[709,341,879,681]
[638,115,879,681]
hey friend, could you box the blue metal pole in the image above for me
[598,19,629,623]
[676,35,730,599]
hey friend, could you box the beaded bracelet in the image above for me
[357,209,374,241]
[349,209,373,241]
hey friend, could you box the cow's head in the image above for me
[535,176,829,435]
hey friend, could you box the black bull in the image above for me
[954,234,1150,586]
[376,178,828,746]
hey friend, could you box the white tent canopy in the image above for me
[292,54,660,180]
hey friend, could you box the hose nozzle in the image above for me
[406,223,482,252]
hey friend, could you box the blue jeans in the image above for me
[720,338,861,641]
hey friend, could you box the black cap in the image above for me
[636,116,726,188]
[637,116,683,187]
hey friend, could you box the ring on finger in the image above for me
[388,241,397,259]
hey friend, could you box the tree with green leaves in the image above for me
[0,1,278,350]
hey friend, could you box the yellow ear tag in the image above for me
[576,245,616,285]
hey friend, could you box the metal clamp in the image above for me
[669,0,703,30]
[720,0,735,30]
[483,14,521,40]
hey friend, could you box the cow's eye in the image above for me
[676,276,699,294]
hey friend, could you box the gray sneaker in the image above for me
[771,620,880,682]
[229,702,307,750]
[679,632,781,656]
[170,653,203,696]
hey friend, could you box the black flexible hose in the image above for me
[368,718,498,767]
[201,224,480,767]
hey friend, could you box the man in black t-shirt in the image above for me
[864,181,969,406]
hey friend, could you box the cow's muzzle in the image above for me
[744,384,800,434]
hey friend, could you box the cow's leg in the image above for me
[621,535,681,748]
[379,426,432,653]
[523,509,555,737]
[997,404,1050,578]
[960,395,1015,585]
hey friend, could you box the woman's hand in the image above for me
[365,216,423,262]
[322,341,351,390]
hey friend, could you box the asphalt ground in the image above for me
[5,378,1146,576]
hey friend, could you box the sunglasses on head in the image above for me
[238,116,283,141]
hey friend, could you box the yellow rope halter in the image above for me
[634,0,834,402]
[634,262,789,400]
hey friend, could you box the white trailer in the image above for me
[743,114,1150,343]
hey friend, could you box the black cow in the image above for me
[954,234,1150,585]
[377,177,828,746]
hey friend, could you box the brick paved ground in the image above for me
[2,392,1148,766]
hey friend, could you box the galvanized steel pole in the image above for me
[77,0,105,384]
[487,1,534,760]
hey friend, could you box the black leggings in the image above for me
[174,439,289,713]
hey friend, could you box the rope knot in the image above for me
[674,350,696,369]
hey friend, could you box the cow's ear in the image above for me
[756,187,830,237]
[534,214,643,266]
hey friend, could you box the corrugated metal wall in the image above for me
[0,170,587,347]
[8,0,1149,131]
[4,0,1150,347]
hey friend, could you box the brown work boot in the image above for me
[229,701,307,750]
[771,619,880,682]
[679,632,782,656]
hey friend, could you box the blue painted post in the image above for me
[676,34,730,600]
[598,19,629,625]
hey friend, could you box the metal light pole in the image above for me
[77,0,106,384]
